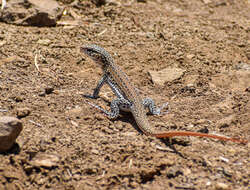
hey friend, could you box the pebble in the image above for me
[186,54,195,59]
[45,87,54,94]
[202,0,211,4]
[16,107,31,118]
[219,156,229,163]
[166,166,183,178]
[30,153,60,168]
[0,116,23,152]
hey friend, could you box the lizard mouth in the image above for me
[80,46,105,67]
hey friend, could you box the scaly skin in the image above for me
[81,44,247,144]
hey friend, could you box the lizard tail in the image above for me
[152,131,247,144]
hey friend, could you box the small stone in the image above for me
[215,182,229,190]
[246,52,250,60]
[73,173,81,181]
[66,107,82,115]
[30,153,60,168]
[38,91,46,97]
[105,0,121,6]
[14,96,23,102]
[70,120,78,127]
[186,54,195,59]
[219,156,229,163]
[0,40,6,47]
[202,0,211,4]
[216,115,235,128]
[149,67,185,85]
[0,116,23,152]
[158,158,175,166]
[91,149,99,154]
[166,166,183,178]
[195,119,207,125]
[235,62,250,71]
[94,114,106,121]
[92,0,106,6]
[186,124,194,130]
[45,87,54,94]
[172,8,183,13]
[3,168,21,180]
[181,84,196,93]
[183,168,191,175]
[37,39,51,46]
[16,107,31,118]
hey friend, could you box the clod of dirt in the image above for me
[16,107,31,119]
[29,153,61,168]
[149,67,185,85]
[0,0,64,26]
[0,116,23,152]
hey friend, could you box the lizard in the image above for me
[80,44,247,144]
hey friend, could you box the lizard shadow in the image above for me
[89,97,189,158]
[117,110,189,158]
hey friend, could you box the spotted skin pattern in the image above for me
[81,44,247,144]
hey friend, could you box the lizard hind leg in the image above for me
[142,97,169,115]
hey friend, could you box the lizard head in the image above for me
[81,44,113,68]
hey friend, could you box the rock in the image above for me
[16,107,31,118]
[0,0,64,26]
[149,67,185,85]
[30,153,60,168]
[0,116,23,152]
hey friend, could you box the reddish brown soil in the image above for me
[0,0,249,189]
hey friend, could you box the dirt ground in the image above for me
[0,0,249,189]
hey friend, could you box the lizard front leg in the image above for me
[85,98,131,119]
[83,74,108,99]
